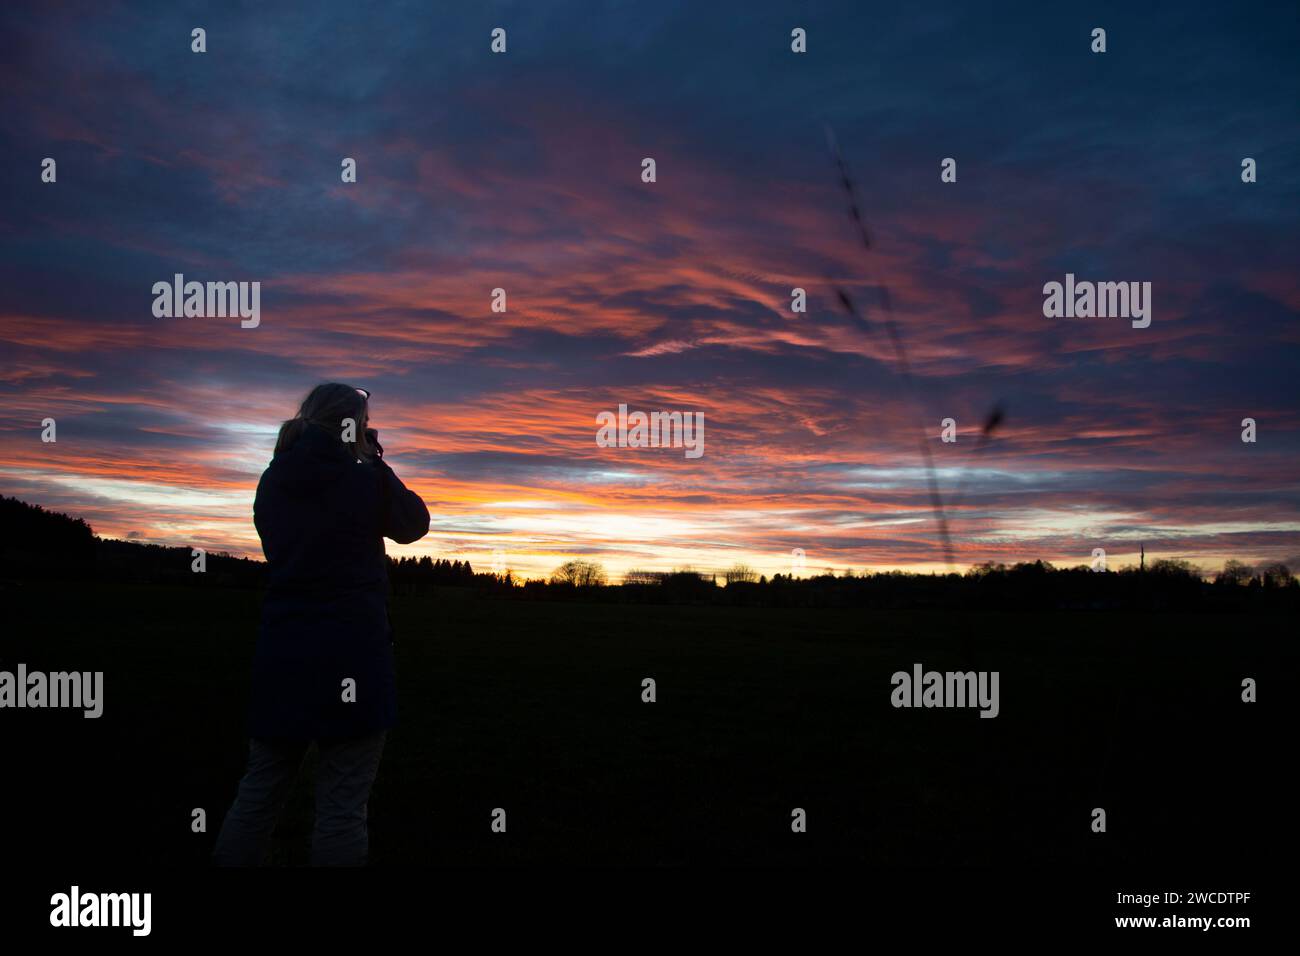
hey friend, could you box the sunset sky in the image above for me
[2,1,1298,580]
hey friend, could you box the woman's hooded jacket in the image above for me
[248,421,429,740]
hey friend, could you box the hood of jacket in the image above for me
[264,421,361,495]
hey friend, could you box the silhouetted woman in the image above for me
[213,383,429,865]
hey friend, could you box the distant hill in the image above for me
[0,495,1294,611]
[0,495,264,588]
[0,495,95,574]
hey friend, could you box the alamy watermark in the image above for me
[0,664,103,718]
[152,273,260,328]
[50,886,150,936]
[890,663,1000,718]
[1043,273,1150,328]
[596,403,704,459]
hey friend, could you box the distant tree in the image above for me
[723,564,759,585]
[622,569,664,585]
[1214,559,1254,586]
[1260,563,1293,588]
[550,559,608,587]
[1147,557,1202,578]
[1011,560,1054,574]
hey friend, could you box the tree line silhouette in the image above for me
[3,495,1294,611]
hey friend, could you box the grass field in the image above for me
[5,579,1292,868]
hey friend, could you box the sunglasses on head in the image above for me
[355,387,371,400]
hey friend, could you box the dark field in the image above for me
[5,580,1293,869]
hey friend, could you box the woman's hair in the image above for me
[274,383,375,460]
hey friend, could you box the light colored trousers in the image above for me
[212,731,387,866]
